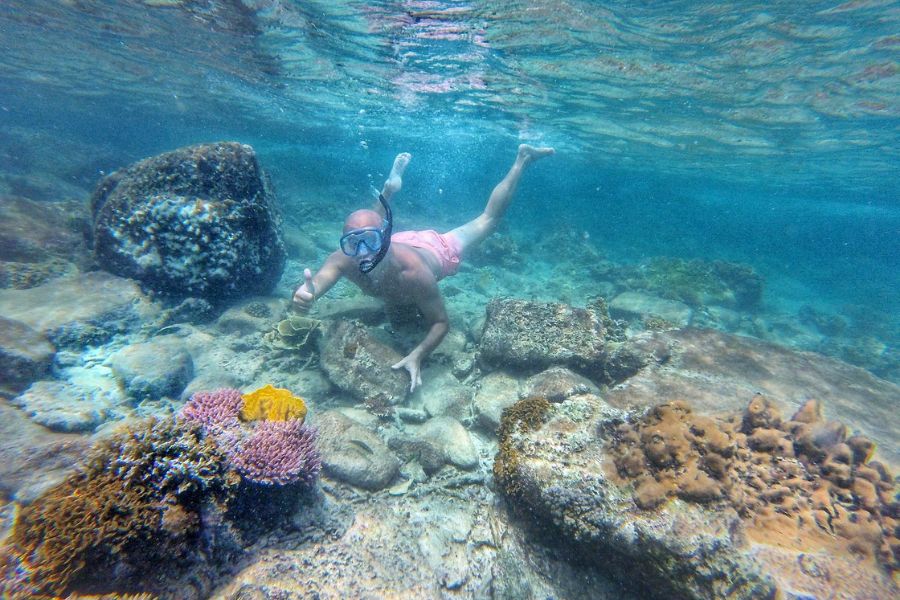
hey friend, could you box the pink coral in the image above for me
[229,420,321,486]
[180,388,243,427]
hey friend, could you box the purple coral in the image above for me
[180,388,243,428]
[230,420,321,486]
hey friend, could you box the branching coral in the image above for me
[180,386,320,487]
[229,419,321,486]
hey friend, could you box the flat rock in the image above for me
[609,291,693,326]
[318,320,408,406]
[10,380,113,432]
[109,335,194,401]
[479,298,609,377]
[421,371,473,420]
[521,366,600,402]
[0,401,91,502]
[315,410,399,491]
[0,271,156,347]
[473,371,522,434]
[606,328,900,465]
[0,316,54,397]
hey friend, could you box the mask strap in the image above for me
[359,194,392,273]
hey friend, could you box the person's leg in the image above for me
[446,144,554,254]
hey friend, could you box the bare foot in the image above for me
[517,144,555,165]
[383,152,412,197]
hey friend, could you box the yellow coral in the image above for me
[240,384,307,423]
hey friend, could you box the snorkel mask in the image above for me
[339,193,392,274]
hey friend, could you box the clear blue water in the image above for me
[2,1,896,317]
[0,1,898,596]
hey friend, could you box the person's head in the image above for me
[340,196,393,273]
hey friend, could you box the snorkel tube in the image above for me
[358,193,392,274]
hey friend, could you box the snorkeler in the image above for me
[293,144,555,392]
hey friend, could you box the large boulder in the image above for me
[90,142,285,302]
[479,298,647,384]
[318,320,409,408]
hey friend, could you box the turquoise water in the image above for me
[3,1,897,318]
[1,1,898,598]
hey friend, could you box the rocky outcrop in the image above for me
[606,328,900,464]
[0,196,90,290]
[90,142,285,302]
[0,271,156,349]
[493,392,898,599]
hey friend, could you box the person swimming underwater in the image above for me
[293,144,555,392]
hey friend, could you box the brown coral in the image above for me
[493,396,552,499]
[240,384,307,422]
[609,396,899,576]
[4,418,238,596]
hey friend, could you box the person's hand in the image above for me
[392,351,423,393]
[292,268,316,312]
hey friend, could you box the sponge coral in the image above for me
[239,384,307,422]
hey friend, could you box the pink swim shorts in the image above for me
[391,229,462,279]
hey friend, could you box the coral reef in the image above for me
[609,397,899,573]
[240,384,307,422]
[2,418,239,597]
[180,387,321,487]
[90,142,285,302]
[179,388,243,428]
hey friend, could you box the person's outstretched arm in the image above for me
[373,152,412,215]
[292,251,348,312]
[391,276,449,392]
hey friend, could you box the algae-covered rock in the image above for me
[479,298,608,375]
[317,319,408,408]
[90,142,285,302]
